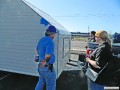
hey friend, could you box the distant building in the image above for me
[71,32,89,37]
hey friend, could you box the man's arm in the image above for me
[45,54,51,62]
[34,49,39,62]
[39,54,51,67]
[37,49,38,54]
[86,57,101,69]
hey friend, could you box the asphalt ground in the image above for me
[0,69,119,90]
[0,71,37,90]
[0,70,88,90]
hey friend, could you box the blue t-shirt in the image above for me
[37,36,55,64]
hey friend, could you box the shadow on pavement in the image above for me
[0,72,37,90]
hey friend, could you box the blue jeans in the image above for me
[87,78,104,90]
[35,66,56,90]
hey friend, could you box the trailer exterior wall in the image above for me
[0,0,46,76]
[0,0,71,78]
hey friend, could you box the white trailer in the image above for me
[0,0,71,78]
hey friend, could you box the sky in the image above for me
[26,0,120,34]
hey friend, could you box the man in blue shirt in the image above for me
[35,25,57,90]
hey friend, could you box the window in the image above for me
[63,37,70,58]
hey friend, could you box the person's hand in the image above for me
[34,56,39,62]
[86,57,90,62]
[40,60,47,67]
[86,57,101,69]
[95,65,101,69]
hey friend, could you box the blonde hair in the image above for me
[95,30,111,46]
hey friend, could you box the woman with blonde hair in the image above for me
[86,30,112,90]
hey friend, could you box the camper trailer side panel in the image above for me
[0,0,46,76]
[57,31,71,77]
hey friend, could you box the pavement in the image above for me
[0,53,87,90]
[57,70,88,90]
[0,60,119,90]
[0,70,88,90]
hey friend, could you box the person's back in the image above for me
[37,36,55,64]
[35,25,57,90]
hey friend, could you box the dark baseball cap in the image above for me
[46,25,57,33]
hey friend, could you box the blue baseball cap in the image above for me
[46,25,57,33]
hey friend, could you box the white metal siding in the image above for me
[0,0,45,76]
[0,0,71,78]
[57,34,71,77]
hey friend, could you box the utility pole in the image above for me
[88,26,90,33]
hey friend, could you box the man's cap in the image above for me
[46,25,57,33]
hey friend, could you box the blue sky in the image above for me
[26,0,120,34]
